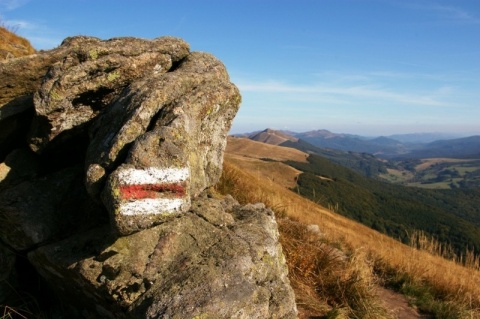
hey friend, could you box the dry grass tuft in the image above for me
[410,230,480,271]
[0,24,36,60]
[278,218,390,318]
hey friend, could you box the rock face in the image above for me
[0,35,297,318]
[29,195,296,318]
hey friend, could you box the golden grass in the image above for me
[0,25,35,60]
[217,157,480,317]
[278,218,391,318]
[248,129,299,145]
[225,153,301,188]
[226,136,309,163]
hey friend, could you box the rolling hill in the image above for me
[247,129,390,178]
[245,128,480,159]
[293,129,409,156]
[400,135,480,159]
[249,128,298,145]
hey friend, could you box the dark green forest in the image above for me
[286,154,480,255]
[281,138,480,189]
[281,139,388,178]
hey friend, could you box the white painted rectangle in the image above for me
[117,167,189,185]
[119,198,185,216]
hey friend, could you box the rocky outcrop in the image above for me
[0,35,297,318]
[29,195,296,318]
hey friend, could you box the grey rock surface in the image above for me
[0,165,105,251]
[95,51,240,235]
[29,36,190,153]
[29,194,297,319]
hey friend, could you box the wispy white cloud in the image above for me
[237,79,454,108]
[367,71,444,81]
[3,18,62,49]
[2,18,31,30]
[0,0,29,11]
[393,1,480,25]
[311,70,462,86]
[431,4,480,24]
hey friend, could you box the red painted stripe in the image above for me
[120,183,186,200]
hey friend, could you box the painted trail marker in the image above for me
[116,167,189,216]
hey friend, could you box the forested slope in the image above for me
[287,154,480,254]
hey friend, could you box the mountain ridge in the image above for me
[240,128,480,159]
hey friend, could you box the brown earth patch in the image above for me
[377,287,431,319]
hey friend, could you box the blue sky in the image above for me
[1,0,479,136]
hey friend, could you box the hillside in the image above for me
[226,135,308,163]
[281,139,389,178]
[0,26,35,59]
[289,154,480,253]
[221,138,480,318]
[249,128,298,145]
[248,129,390,178]
[389,132,467,144]
[401,135,480,159]
[226,136,480,255]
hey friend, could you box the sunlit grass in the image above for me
[216,157,480,318]
[0,24,35,59]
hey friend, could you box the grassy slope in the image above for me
[0,26,35,59]
[219,137,480,317]
[288,154,480,254]
[226,136,308,189]
[226,136,308,163]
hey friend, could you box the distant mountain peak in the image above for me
[249,128,298,145]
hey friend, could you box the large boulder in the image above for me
[29,194,297,318]
[0,35,297,318]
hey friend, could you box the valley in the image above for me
[382,158,480,189]
[246,128,480,190]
